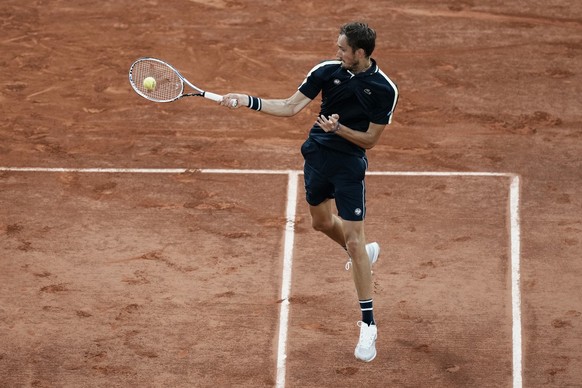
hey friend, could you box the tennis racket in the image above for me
[128,57,236,106]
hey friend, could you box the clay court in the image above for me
[1,1,581,387]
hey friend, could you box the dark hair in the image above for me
[339,22,376,57]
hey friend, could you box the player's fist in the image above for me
[221,93,246,109]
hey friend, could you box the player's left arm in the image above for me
[316,115,386,150]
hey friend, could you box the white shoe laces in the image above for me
[345,258,352,270]
[357,321,376,347]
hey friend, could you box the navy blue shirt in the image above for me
[298,58,398,156]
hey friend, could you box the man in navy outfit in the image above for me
[220,21,399,362]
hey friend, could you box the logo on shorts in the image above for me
[334,79,341,85]
[354,208,362,216]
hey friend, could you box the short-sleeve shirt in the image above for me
[298,58,399,156]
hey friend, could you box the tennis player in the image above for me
[220,21,399,362]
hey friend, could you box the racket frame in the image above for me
[128,57,224,103]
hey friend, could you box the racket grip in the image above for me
[203,91,223,102]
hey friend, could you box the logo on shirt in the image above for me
[334,79,341,85]
[364,89,372,95]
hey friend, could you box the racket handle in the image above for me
[205,91,239,107]
[203,91,223,102]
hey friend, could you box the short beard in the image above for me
[340,60,357,72]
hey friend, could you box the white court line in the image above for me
[366,171,512,177]
[276,171,299,388]
[0,167,514,177]
[0,166,522,387]
[510,175,523,388]
[0,167,291,175]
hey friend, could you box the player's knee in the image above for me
[311,217,333,233]
[345,237,364,259]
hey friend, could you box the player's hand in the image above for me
[316,113,340,132]
[220,93,247,109]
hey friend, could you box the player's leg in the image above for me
[332,155,378,362]
[342,220,372,300]
[308,200,346,248]
[332,155,374,298]
[302,138,348,249]
[343,219,377,362]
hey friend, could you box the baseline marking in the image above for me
[0,167,513,177]
[0,167,522,388]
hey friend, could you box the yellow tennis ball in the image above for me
[143,76,156,91]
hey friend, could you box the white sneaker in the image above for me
[367,242,380,266]
[354,321,377,362]
[345,242,380,270]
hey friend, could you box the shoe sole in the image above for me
[355,349,377,362]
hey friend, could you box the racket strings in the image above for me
[131,60,183,102]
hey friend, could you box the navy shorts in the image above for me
[300,137,368,221]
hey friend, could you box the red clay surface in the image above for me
[1,1,581,387]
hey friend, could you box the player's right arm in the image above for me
[220,90,312,117]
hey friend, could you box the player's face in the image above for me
[336,34,358,71]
